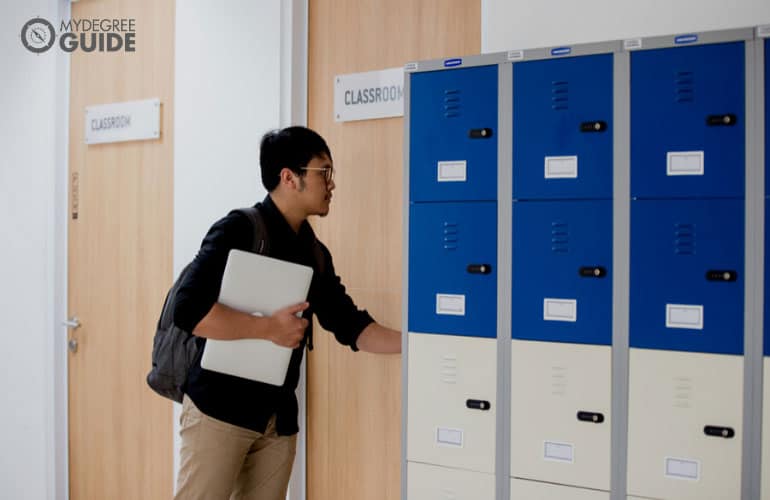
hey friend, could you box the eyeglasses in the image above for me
[301,166,334,184]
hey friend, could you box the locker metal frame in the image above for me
[402,51,511,500]
[402,25,766,500]
[509,39,620,496]
[624,27,761,500]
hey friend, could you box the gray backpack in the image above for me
[146,207,267,403]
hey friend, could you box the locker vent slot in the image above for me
[673,376,694,409]
[675,71,695,103]
[440,355,458,384]
[443,222,459,250]
[551,222,569,253]
[551,81,569,110]
[443,89,461,118]
[674,223,696,255]
[551,365,567,396]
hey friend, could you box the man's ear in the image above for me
[279,167,297,189]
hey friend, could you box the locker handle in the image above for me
[577,411,604,423]
[466,399,491,411]
[580,121,607,133]
[706,114,737,126]
[467,264,492,275]
[468,128,494,139]
[704,426,735,438]
[705,270,737,282]
[579,266,607,278]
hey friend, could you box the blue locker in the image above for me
[513,54,614,200]
[631,42,745,199]
[410,65,498,203]
[511,200,612,345]
[409,202,497,338]
[630,199,744,355]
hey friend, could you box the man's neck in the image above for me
[269,192,305,233]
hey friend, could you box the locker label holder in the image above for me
[544,156,578,179]
[667,151,704,176]
[544,441,574,463]
[666,304,704,330]
[665,457,700,481]
[436,427,464,447]
[436,294,466,316]
[437,160,467,183]
[544,298,577,322]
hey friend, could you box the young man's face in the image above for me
[298,153,335,217]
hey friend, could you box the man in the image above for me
[172,126,401,499]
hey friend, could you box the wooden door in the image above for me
[67,1,174,498]
[307,1,480,499]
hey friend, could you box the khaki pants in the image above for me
[175,396,297,500]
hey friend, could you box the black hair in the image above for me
[259,126,332,191]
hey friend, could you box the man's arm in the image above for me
[194,301,310,348]
[355,323,402,354]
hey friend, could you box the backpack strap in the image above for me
[234,206,269,255]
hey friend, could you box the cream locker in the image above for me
[408,462,495,500]
[510,340,611,491]
[510,478,610,500]
[627,348,743,500]
[407,333,497,473]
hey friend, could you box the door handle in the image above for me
[577,411,605,423]
[704,425,734,438]
[63,316,81,329]
[467,264,492,275]
[580,121,607,132]
[705,270,737,282]
[468,128,493,139]
[706,114,737,126]
[579,266,607,278]
[466,399,491,410]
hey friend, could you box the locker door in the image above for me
[630,199,744,355]
[512,200,612,345]
[627,349,743,500]
[407,334,497,473]
[511,341,611,491]
[513,54,613,200]
[410,65,498,202]
[409,202,497,338]
[408,462,495,500]
[766,38,769,198]
[631,42,745,199]
[511,478,610,500]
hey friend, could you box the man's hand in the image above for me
[267,302,310,348]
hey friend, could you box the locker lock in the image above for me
[579,266,607,278]
[706,114,738,126]
[580,121,607,133]
[467,264,492,275]
[704,426,735,439]
[705,270,737,282]
[468,128,494,139]
[466,399,491,411]
[577,411,605,424]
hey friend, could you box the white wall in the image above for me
[0,1,68,499]
[174,0,308,496]
[482,0,770,53]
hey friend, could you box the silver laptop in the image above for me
[200,249,313,386]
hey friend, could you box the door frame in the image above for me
[54,0,72,498]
